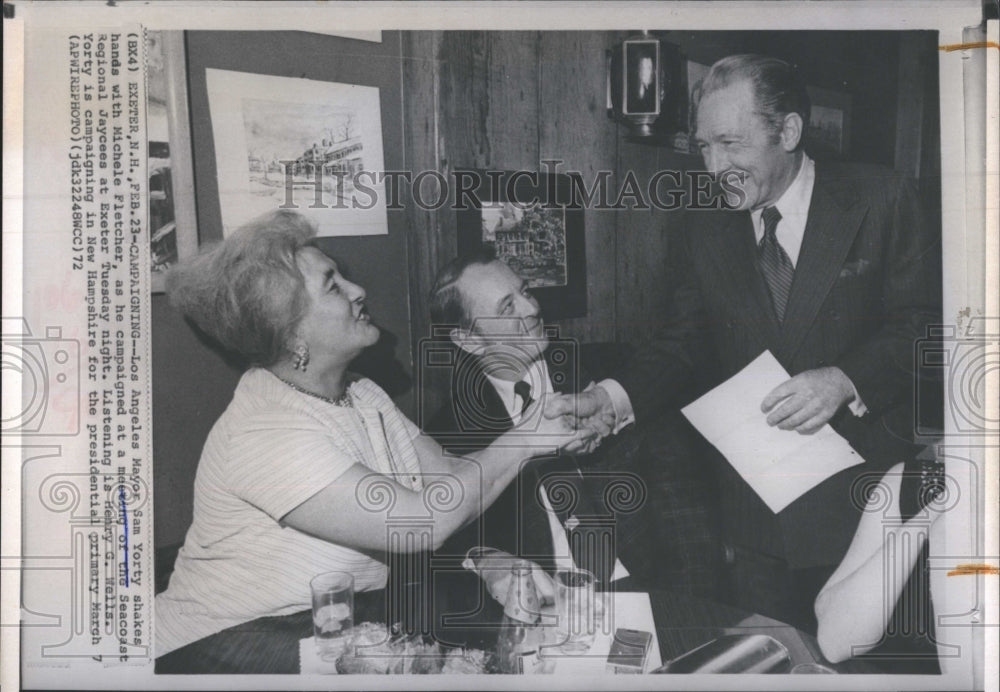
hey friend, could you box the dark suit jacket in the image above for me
[427,346,614,578]
[425,344,725,598]
[615,161,941,569]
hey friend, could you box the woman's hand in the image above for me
[514,394,601,453]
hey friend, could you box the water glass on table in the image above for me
[553,568,597,652]
[310,571,354,661]
[462,546,510,602]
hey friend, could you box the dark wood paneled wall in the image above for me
[400,31,703,419]
[539,33,620,344]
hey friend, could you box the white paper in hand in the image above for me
[681,351,863,513]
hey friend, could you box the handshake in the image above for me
[517,384,617,455]
[508,363,859,454]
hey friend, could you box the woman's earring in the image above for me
[292,344,310,372]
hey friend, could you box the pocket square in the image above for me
[839,258,870,278]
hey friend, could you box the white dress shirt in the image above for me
[485,356,554,421]
[484,358,629,581]
[601,153,865,432]
[750,154,815,267]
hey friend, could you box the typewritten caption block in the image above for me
[16,26,152,670]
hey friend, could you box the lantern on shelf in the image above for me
[607,32,685,139]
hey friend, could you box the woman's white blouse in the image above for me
[155,369,423,656]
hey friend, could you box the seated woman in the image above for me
[814,458,945,673]
[154,210,586,656]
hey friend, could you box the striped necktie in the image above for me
[757,206,794,321]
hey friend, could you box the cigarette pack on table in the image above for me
[606,628,652,674]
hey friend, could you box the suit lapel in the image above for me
[470,350,614,580]
[469,361,556,558]
[481,379,512,430]
[453,352,513,440]
[780,174,867,361]
[702,211,781,348]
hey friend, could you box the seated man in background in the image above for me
[421,250,724,598]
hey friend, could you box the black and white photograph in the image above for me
[4,2,995,691]
[625,38,660,114]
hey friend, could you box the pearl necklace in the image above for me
[278,376,353,407]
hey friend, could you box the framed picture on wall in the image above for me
[456,171,587,320]
[205,68,389,237]
[807,85,852,157]
[147,30,199,293]
[623,38,660,116]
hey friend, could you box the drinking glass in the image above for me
[463,546,518,603]
[310,571,354,660]
[553,568,597,652]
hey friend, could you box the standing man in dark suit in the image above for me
[548,54,941,634]
[424,252,723,597]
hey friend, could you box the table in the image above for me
[156,577,873,675]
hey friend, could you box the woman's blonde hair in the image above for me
[166,210,317,366]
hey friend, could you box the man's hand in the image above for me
[761,366,856,434]
[543,386,616,453]
[518,394,601,452]
[544,384,615,428]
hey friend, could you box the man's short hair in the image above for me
[691,54,810,145]
[428,247,498,329]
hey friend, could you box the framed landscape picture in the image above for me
[205,68,388,237]
[456,171,587,320]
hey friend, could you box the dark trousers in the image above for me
[604,411,726,600]
[723,544,835,636]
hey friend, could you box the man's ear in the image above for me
[449,326,481,355]
[780,112,804,152]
